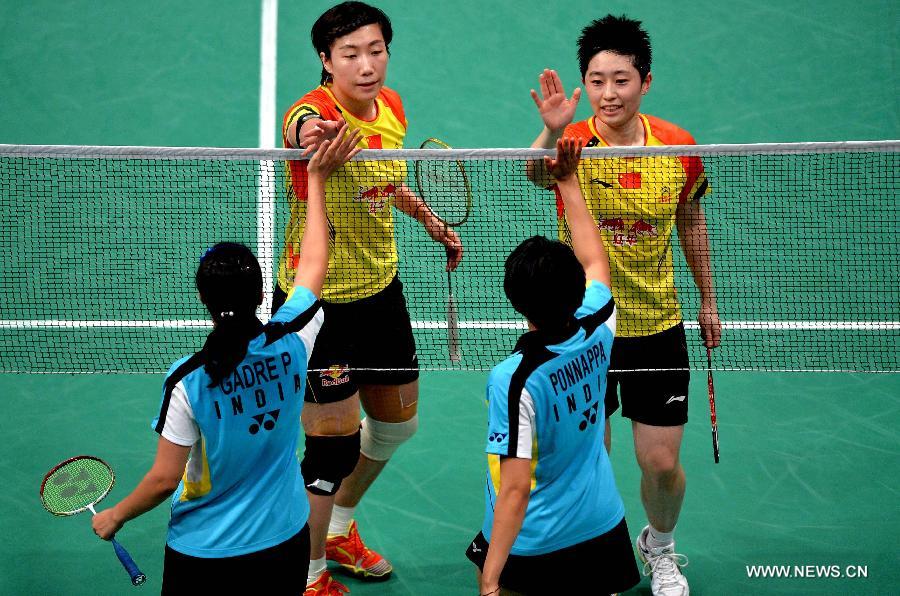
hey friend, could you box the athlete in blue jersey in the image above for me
[91,126,362,593]
[466,139,639,596]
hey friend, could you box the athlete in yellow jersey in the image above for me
[528,15,721,596]
[274,4,462,595]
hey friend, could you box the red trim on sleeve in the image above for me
[379,87,407,129]
[644,115,705,203]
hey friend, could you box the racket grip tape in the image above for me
[111,538,146,586]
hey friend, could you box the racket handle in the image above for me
[712,428,720,464]
[111,538,146,586]
[706,348,720,464]
[447,290,460,363]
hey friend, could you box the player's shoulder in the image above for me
[288,86,341,119]
[580,280,613,309]
[378,86,406,123]
[644,114,697,145]
[165,353,195,378]
[488,353,523,393]
[164,352,206,390]
[379,85,403,105]
[563,119,595,142]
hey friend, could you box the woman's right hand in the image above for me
[299,117,348,152]
[305,123,363,179]
[530,69,581,134]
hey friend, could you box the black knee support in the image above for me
[300,430,361,496]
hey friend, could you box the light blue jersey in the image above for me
[153,286,323,558]
[482,281,623,555]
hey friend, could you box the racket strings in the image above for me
[41,457,114,515]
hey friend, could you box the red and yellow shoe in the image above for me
[326,520,393,580]
[304,570,349,596]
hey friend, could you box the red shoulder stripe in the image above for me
[379,87,407,128]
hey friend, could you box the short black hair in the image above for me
[311,1,393,85]
[504,236,585,331]
[577,14,652,81]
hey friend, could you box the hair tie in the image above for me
[199,246,216,263]
[219,311,234,319]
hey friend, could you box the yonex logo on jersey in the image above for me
[488,432,507,443]
[579,402,599,431]
[665,395,686,405]
[249,409,280,434]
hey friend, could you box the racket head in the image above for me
[414,138,472,227]
[40,455,115,516]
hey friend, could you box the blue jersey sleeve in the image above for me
[576,280,613,318]
[151,354,193,432]
[271,285,317,324]
[485,374,512,456]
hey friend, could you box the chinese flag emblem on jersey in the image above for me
[618,172,642,189]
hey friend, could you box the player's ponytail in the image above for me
[196,243,264,388]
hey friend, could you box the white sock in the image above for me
[328,504,355,536]
[307,557,326,585]
[647,525,675,548]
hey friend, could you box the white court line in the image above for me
[257,0,278,321]
[1,320,898,331]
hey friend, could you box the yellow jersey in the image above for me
[559,114,710,337]
[278,85,408,302]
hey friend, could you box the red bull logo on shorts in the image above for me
[320,364,350,387]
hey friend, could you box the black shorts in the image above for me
[465,518,639,595]
[272,276,419,404]
[162,525,309,595]
[605,323,690,426]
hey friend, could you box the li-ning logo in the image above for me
[488,432,507,443]
[249,409,280,434]
[665,395,686,405]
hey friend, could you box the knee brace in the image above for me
[359,415,418,462]
[301,430,360,496]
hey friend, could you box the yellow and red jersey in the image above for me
[278,85,408,302]
[559,114,710,337]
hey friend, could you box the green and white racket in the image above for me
[415,138,472,363]
[40,456,146,586]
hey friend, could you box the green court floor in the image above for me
[2,371,898,594]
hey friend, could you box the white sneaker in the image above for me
[636,526,690,596]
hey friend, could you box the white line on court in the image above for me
[257,0,278,321]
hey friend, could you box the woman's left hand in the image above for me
[92,507,124,541]
[424,217,463,271]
